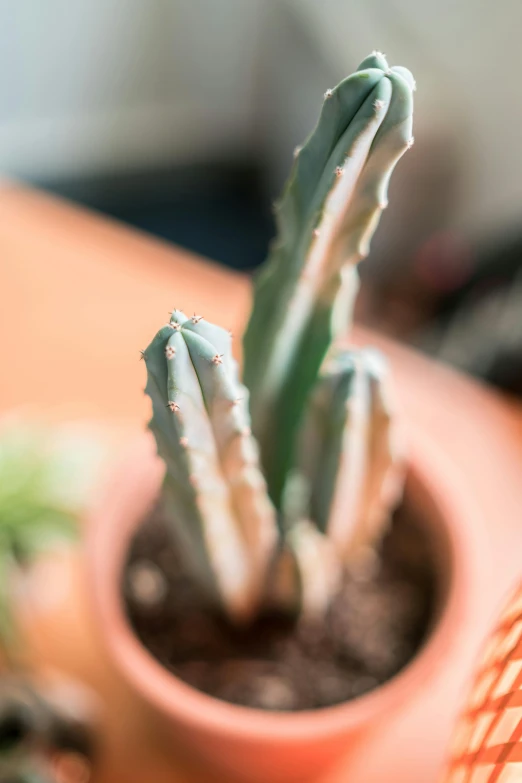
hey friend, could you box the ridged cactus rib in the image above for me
[243,52,414,507]
[293,347,404,564]
[143,310,277,622]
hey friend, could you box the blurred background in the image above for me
[2,0,522,394]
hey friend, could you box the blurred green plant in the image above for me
[0,419,103,654]
[0,421,101,781]
[4,767,54,782]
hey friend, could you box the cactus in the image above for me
[243,51,414,507]
[143,53,413,624]
[287,347,404,569]
[143,310,278,623]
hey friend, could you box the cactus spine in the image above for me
[243,52,414,507]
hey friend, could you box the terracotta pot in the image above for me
[86,427,472,783]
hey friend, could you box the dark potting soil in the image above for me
[124,504,436,711]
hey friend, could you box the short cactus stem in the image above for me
[288,347,404,565]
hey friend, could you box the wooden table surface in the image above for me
[1,181,522,783]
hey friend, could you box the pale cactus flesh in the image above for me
[143,310,278,623]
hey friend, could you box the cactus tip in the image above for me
[374,99,385,111]
[167,401,180,413]
[372,50,386,58]
[335,166,344,178]
[165,345,176,359]
[211,354,224,366]
[179,436,189,447]
[407,136,415,149]
[293,145,302,159]
[323,88,333,100]
[313,228,321,238]
[140,350,146,360]
[191,313,203,324]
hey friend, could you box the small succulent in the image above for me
[143,52,414,623]
[0,419,104,653]
[0,421,101,780]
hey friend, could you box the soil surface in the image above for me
[124,505,436,711]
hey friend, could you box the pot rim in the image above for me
[85,428,472,743]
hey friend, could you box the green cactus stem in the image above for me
[143,310,278,623]
[243,52,414,508]
[292,347,404,566]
